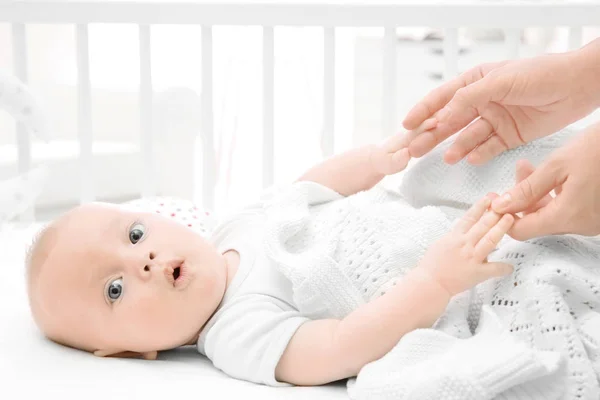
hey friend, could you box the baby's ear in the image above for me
[94,349,158,360]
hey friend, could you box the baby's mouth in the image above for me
[173,266,181,281]
[163,260,193,290]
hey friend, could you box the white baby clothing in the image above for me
[262,180,453,320]
[196,205,309,386]
[195,179,455,385]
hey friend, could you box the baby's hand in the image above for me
[417,197,514,297]
[369,118,437,176]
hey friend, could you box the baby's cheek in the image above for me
[123,288,171,325]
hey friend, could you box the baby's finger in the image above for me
[379,133,405,153]
[389,148,410,174]
[419,117,438,133]
[467,210,502,245]
[380,119,437,154]
[479,262,514,280]
[486,192,500,202]
[454,197,491,234]
[474,214,514,260]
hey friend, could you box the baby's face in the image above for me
[33,203,227,357]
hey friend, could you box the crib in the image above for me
[1,1,599,398]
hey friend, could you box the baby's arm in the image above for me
[296,119,436,196]
[276,197,514,386]
[296,145,386,196]
[276,267,450,385]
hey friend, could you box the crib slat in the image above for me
[11,23,34,221]
[443,28,459,81]
[201,26,215,210]
[322,26,335,157]
[504,28,520,59]
[138,24,155,198]
[568,26,583,50]
[76,24,94,204]
[382,26,396,140]
[263,26,275,188]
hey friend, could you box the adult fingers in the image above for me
[474,214,514,260]
[402,61,506,130]
[491,158,565,214]
[454,197,491,234]
[444,118,493,164]
[515,160,552,212]
[516,159,534,183]
[408,79,498,158]
[381,118,437,155]
[402,79,466,130]
[467,135,509,165]
[507,199,563,241]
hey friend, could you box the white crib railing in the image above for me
[1,1,599,215]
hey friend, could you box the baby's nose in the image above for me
[136,252,157,281]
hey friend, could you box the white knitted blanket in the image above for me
[263,127,600,399]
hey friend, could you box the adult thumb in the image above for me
[508,200,562,241]
[491,160,563,214]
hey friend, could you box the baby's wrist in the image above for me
[410,267,454,301]
[366,143,388,177]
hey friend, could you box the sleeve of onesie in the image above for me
[199,297,309,386]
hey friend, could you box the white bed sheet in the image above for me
[0,223,348,399]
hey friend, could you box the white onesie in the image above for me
[196,204,310,386]
[195,180,453,385]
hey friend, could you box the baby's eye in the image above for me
[107,278,123,302]
[129,223,146,244]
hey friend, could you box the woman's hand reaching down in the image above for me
[416,197,515,297]
[401,38,600,165]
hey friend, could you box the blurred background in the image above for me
[1,1,599,221]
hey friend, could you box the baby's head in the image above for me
[26,202,227,360]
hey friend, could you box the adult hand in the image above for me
[491,121,600,240]
[402,39,600,165]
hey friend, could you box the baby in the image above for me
[26,118,516,386]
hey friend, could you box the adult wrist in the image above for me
[570,38,600,109]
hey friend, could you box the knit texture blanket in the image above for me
[263,128,600,399]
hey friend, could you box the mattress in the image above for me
[0,223,348,399]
